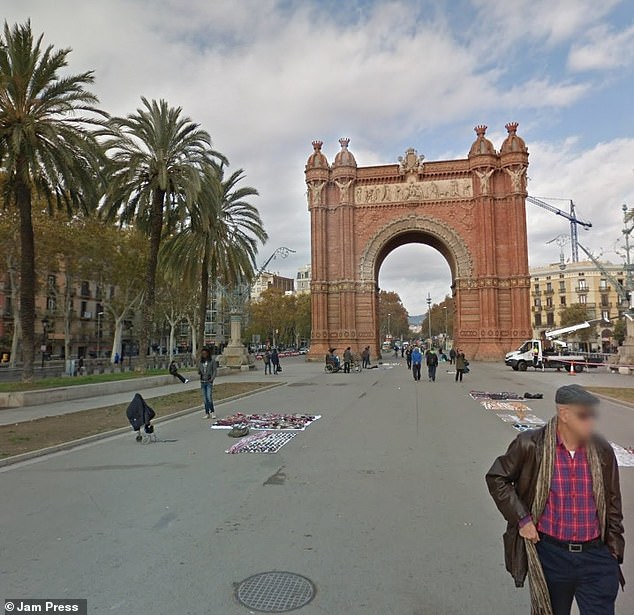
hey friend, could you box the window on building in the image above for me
[602,311,610,322]
[546,282,552,292]
[546,312,555,326]
[46,296,56,311]
[534,313,542,327]
[559,281,566,292]
[95,285,103,301]
[600,279,608,290]
[560,296,566,306]
[546,297,553,308]
[5,297,13,317]
[80,300,88,318]
[579,294,587,304]
[80,281,90,297]
[534,298,541,307]
[534,284,540,293]
[47,274,56,291]
[601,294,609,307]
[578,279,587,290]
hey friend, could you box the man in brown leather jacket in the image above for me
[486,384,624,614]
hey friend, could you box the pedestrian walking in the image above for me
[394,345,399,358]
[405,346,412,369]
[263,348,272,375]
[361,346,370,369]
[449,347,456,365]
[485,385,624,615]
[169,360,189,384]
[199,347,217,419]
[455,350,466,382]
[343,347,353,373]
[400,346,405,358]
[426,348,439,382]
[271,347,280,374]
[411,346,422,381]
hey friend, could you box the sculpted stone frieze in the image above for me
[354,177,472,205]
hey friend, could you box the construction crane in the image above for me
[526,196,592,262]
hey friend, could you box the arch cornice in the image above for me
[359,214,474,281]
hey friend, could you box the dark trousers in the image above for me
[343,361,350,373]
[412,363,421,381]
[173,371,187,383]
[427,365,437,381]
[455,368,464,382]
[537,539,619,615]
[264,361,272,374]
[406,358,412,369]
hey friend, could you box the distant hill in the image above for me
[408,314,424,326]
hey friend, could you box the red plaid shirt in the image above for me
[537,435,601,542]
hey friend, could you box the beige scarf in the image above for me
[525,416,606,615]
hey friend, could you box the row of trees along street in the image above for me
[0,21,267,380]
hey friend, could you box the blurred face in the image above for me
[201,350,209,361]
[557,403,598,442]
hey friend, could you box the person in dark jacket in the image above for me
[455,350,466,382]
[449,347,456,365]
[343,347,353,373]
[199,347,218,419]
[425,348,439,382]
[271,347,280,374]
[169,360,189,384]
[485,385,624,615]
[126,393,156,442]
[361,346,370,369]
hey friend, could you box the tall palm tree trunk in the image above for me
[197,248,209,353]
[140,188,165,364]
[16,171,36,381]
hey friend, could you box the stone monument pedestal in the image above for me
[220,312,255,371]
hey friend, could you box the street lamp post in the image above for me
[40,317,49,370]
[387,313,392,337]
[443,306,448,349]
[96,311,104,358]
[426,293,432,340]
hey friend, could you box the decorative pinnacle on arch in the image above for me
[505,122,519,135]
[311,140,323,151]
[474,125,488,137]
[339,137,350,149]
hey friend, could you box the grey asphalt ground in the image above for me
[1,358,633,614]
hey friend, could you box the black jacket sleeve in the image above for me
[604,445,625,563]
[485,435,531,525]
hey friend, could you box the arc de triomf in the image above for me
[305,123,532,361]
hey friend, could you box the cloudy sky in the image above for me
[5,0,634,314]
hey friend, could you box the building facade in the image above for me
[530,260,625,349]
[251,272,295,301]
[296,264,312,295]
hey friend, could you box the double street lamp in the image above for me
[426,293,432,340]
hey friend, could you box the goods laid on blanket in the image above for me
[226,431,297,454]
[212,412,320,431]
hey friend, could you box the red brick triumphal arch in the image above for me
[305,123,532,361]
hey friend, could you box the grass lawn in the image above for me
[0,381,272,458]
[0,369,179,393]
[586,386,634,405]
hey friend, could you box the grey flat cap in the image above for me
[555,384,600,406]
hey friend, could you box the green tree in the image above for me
[420,295,454,339]
[559,304,596,343]
[378,290,410,340]
[295,293,311,345]
[102,98,219,361]
[0,21,105,379]
[160,165,267,350]
[246,288,296,347]
[613,319,626,346]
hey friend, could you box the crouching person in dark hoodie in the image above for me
[126,393,156,442]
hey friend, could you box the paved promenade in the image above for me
[1,359,632,614]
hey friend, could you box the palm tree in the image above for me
[102,98,223,360]
[0,21,105,380]
[160,164,268,350]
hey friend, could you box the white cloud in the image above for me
[2,0,631,314]
[568,24,634,71]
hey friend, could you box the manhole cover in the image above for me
[236,571,316,612]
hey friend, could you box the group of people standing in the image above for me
[405,344,467,382]
[262,347,281,375]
